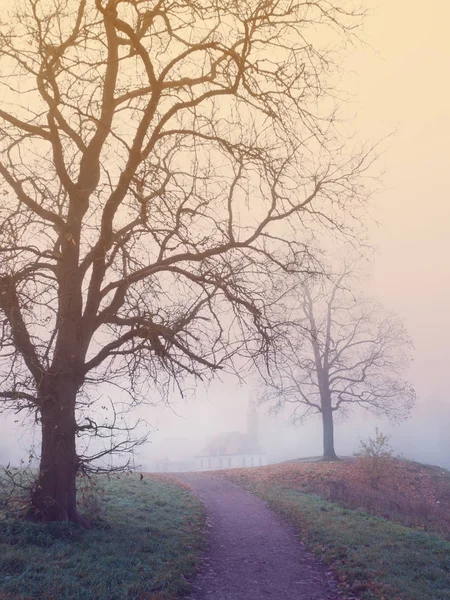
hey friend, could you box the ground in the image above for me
[0,475,205,600]
[221,457,450,537]
[174,472,353,600]
[1,458,449,599]
[208,457,450,600]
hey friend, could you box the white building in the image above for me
[195,402,268,471]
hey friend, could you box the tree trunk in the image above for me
[321,400,339,461]
[27,377,89,527]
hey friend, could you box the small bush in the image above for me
[79,493,103,521]
[77,476,105,521]
[0,467,36,519]
[355,427,394,489]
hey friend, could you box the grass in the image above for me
[266,489,450,600]
[221,459,450,600]
[226,457,450,538]
[0,474,205,600]
[3,459,449,599]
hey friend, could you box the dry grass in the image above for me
[221,457,450,538]
[218,458,450,600]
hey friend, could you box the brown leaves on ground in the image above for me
[221,458,450,538]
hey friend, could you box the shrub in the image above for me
[0,467,36,519]
[77,476,105,521]
[355,427,394,489]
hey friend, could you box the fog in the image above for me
[1,0,449,472]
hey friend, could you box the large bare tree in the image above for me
[0,0,372,523]
[263,268,416,460]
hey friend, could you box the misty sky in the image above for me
[146,0,450,465]
[349,0,450,404]
[1,0,449,470]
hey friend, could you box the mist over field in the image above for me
[2,3,450,600]
[1,377,449,472]
[0,0,449,475]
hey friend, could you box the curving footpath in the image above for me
[174,473,350,600]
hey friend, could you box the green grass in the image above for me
[232,480,450,600]
[0,475,205,600]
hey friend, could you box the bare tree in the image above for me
[263,268,416,460]
[0,0,373,523]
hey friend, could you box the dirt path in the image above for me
[174,473,347,600]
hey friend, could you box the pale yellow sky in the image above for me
[342,0,450,398]
[1,0,448,468]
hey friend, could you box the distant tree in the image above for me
[264,268,416,460]
[0,0,372,523]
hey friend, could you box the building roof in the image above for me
[198,431,262,457]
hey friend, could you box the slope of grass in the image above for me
[266,488,450,600]
[0,475,205,600]
[222,460,450,600]
[227,457,450,538]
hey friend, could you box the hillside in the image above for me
[217,457,450,600]
[223,457,450,538]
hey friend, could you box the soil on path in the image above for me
[174,473,349,600]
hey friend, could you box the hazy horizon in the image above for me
[1,0,449,473]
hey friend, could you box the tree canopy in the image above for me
[262,267,416,459]
[0,0,372,522]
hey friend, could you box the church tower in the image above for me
[247,399,260,453]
